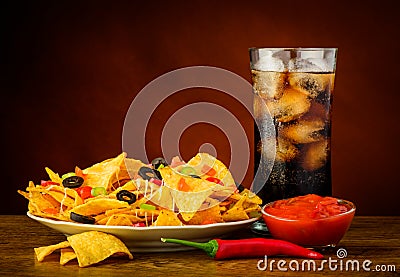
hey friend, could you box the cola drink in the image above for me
[251,48,337,204]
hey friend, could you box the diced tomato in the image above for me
[41,180,60,187]
[150,178,163,186]
[132,222,146,227]
[201,165,216,176]
[178,178,190,192]
[206,177,224,186]
[75,166,87,180]
[75,186,93,200]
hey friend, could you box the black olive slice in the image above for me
[154,170,162,180]
[116,190,137,204]
[189,174,201,179]
[138,167,160,181]
[236,183,245,193]
[70,212,95,224]
[62,176,84,188]
[151,157,168,170]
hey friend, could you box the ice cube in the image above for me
[275,137,299,162]
[288,58,326,72]
[266,88,311,122]
[251,70,285,99]
[257,137,298,162]
[301,139,329,171]
[280,118,325,144]
[301,102,329,122]
[272,50,291,66]
[253,50,285,72]
[288,72,334,98]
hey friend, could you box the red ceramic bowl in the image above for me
[262,198,355,248]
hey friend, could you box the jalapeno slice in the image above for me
[180,166,197,176]
[61,172,76,180]
[140,203,156,210]
[62,176,84,188]
[70,212,95,224]
[116,190,136,204]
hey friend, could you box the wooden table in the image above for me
[0,216,399,276]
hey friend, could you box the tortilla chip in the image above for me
[147,185,174,211]
[108,180,137,196]
[67,231,133,267]
[45,190,76,208]
[241,189,262,205]
[153,210,183,226]
[170,189,212,219]
[96,215,113,225]
[121,157,146,181]
[98,212,144,226]
[222,193,250,222]
[179,212,196,222]
[69,198,129,216]
[29,209,69,221]
[105,214,133,226]
[45,167,63,184]
[24,184,84,214]
[129,178,175,210]
[60,248,77,265]
[159,166,217,192]
[35,241,70,262]
[185,205,223,225]
[24,191,57,214]
[222,207,249,222]
[244,204,262,213]
[82,153,128,192]
[187,153,236,188]
[159,166,214,218]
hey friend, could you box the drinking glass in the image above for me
[250,48,337,233]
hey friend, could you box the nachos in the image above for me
[18,152,262,226]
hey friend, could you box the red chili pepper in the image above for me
[161,238,323,260]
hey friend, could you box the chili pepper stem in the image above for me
[161,238,218,258]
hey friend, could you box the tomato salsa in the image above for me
[262,194,355,247]
[264,194,350,220]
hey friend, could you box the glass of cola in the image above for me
[250,48,338,216]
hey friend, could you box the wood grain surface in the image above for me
[0,216,399,276]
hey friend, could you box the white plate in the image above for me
[27,212,258,252]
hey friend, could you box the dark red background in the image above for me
[2,1,399,215]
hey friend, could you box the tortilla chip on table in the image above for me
[34,231,133,267]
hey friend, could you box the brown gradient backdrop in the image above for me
[2,1,399,215]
